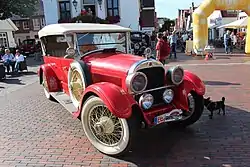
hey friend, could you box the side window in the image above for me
[41,35,71,57]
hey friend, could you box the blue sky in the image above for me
[155,0,203,19]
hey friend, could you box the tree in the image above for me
[159,18,175,32]
[0,0,39,20]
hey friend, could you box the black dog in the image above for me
[204,97,226,119]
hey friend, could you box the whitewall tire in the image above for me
[81,96,133,156]
[43,73,53,100]
[68,61,86,108]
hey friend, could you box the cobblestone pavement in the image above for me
[0,55,250,167]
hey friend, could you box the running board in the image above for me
[50,92,77,113]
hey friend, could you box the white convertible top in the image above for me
[38,23,131,38]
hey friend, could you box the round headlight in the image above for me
[163,89,174,104]
[139,93,154,109]
[167,66,184,85]
[126,72,148,93]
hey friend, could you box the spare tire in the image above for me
[68,61,88,108]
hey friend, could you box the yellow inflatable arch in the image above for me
[192,0,250,54]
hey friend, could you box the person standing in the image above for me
[181,32,189,52]
[169,31,178,59]
[155,33,170,64]
[230,32,237,50]
[224,30,231,54]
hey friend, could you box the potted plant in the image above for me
[105,15,120,24]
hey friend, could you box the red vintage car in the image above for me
[38,23,205,156]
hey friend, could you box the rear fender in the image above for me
[173,70,205,111]
[76,82,137,119]
[38,64,60,92]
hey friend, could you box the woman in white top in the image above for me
[231,32,237,46]
[14,50,25,72]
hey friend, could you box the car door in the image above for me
[42,35,68,89]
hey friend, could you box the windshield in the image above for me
[76,32,127,55]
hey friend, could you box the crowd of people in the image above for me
[223,30,245,54]
[154,30,192,64]
[0,47,25,74]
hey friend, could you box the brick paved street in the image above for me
[1,54,250,167]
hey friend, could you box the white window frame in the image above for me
[33,18,40,29]
[0,32,8,48]
[23,21,30,30]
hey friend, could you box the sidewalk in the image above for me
[213,47,245,55]
[165,51,250,66]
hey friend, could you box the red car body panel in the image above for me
[83,53,143,74]
[82,52,143,88]
[183,70,206,96]
[41,56,74,94]
[75,82,137,119]
[39,63,61,92]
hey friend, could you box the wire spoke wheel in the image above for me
[89,105,124,146]
[81,96,133,156]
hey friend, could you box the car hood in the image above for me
[83,53,144,76]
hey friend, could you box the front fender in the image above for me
[183,70,205,96]
[173,70,205,111]
[78,82,137,119]
[38,64,60,92]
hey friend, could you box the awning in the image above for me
[217,17,248,29]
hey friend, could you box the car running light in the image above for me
[139,93,154,109]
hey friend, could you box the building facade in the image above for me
[139,0,156,34]
[43,0,140,31]
[11,0,45,46]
